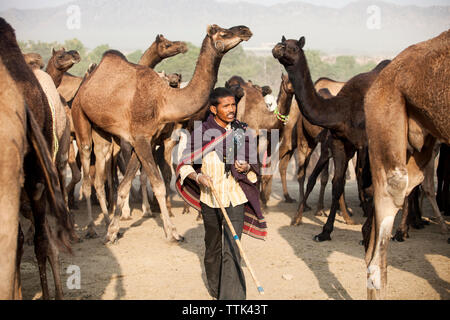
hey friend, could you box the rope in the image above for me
[48,97,59,162]
[273,106,289,125]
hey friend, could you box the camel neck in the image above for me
[45,61,64,88]
[162,37,222,123]
[286,61,342,131]
[138,43,162,69]
[276,84,294,118]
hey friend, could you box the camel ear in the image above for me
[207,24,219,36]
[51,47,56,55]
[281,35,286,43]
[298,36,305,49]
[156,34,163,42]
[61,47,66,51]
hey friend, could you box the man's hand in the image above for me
[235,160,250,173]
[197,173,213,188]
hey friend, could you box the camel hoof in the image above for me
[313,233,331,242]
[345,219,356,225]
[291,219,302,226]
[143,212,154,218]
[169,234,185,243]
[392,231,407,242]
[284,196,296,203]
[314,210,326,217]
[85,230,99,239]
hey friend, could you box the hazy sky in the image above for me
[0,0,449,11]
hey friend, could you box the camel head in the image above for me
[23,52,45,70]
[206,24,252,55]
[280,73,295,94]
[50,47,81,71]
[166,72,182,88]
[226,83,245,104]
[225,75,246,88]
[272,36,305,67]
[155,34,188,59]
[261,86,272,97]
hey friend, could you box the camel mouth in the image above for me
[272,43,285,60]
[229,25,253,41]
[178,43,188,54]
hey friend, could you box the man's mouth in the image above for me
[227,113,235,118]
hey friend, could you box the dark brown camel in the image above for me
[363,29,449,299]
[72,24,252,244]
[273,36,390,242]
[0,18,75,299]
[437,143,450,216]
[276,74,354,222]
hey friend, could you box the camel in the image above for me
[362,30,449,299]
[272,36,390,242]
[23,52,44,70]
[393,142,448,241]
[0,17,74,299]
[45,48,80,88]
[62,35,187,213]
[71,24,252,243]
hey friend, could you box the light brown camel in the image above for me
[64,35,187,212]
[363,29,449,299]
[0,52,26,300]
[87,37,188,222]
[71,24,252,243]
[23,52,44,70]
[0,17,75,299]
[314,77,345,96]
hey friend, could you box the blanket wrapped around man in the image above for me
[175,114,267,240]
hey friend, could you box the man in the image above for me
[176,87,267,300]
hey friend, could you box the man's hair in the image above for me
[209,87,235,107]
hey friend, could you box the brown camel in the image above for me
[272,36,390,242]
[437,143,450,216]
[23,52,44,70]
[0,17,74,299]
[314,77,345,96]
[45,48,81,88]
[363,30,449,299]
[64,35,187,213]
[71,24,252,243]
[88,37,188,222]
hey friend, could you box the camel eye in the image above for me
[165,43,172,48]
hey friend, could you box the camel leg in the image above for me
[133,136,183,242]
[44,220,64,300]
[279,150,296,202]
[71,100,97,238]
[13,225,24,300]
[392,192,411,242]
[67,138,81,210]
[313,141,352,242]
[421,156,448,234]
[291,147,330,226]
[297,144,314,211]
[316,158,329,216]
[104,152,142,244]
[92,130,112,229]
[139,170,152,218]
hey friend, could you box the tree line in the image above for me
[19,38,378,95]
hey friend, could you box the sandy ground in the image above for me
[19,167,450,300]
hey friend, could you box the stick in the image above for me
[210,185,264,295]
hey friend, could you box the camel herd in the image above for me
[0,16,448,300]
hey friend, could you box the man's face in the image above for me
[211,95,236,125]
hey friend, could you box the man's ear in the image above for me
[210,104,217,115]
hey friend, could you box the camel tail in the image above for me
[26,106,75,254]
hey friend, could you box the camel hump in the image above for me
[102,49,128,61]
[314,77,336,85]
[373,59,391,72]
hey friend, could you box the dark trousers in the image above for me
[200,202,246,300]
